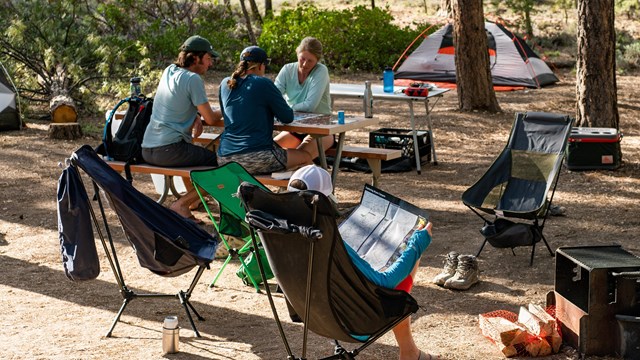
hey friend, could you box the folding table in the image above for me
[330,83,450,173]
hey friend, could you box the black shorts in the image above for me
[142,140,217,167]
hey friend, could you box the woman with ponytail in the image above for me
[216,46,317,174]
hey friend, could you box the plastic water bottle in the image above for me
[383,67,394,93]
[364,81,373,118]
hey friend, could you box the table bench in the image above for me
[326,145,402,187]
[105,160,288,204]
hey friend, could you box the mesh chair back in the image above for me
[462,112,574,219]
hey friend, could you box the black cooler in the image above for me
[565,127,622,170]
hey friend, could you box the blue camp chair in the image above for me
[67,145,218,337]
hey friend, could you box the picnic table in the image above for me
[330,83,450,173]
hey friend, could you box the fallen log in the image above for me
[50,95,77,123]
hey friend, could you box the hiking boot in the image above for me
[444,255,479,290]
[432,251,459,286]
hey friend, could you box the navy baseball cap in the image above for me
[240,46,271,65]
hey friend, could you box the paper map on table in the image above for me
[293,112,331,123]
[339,184,429,271]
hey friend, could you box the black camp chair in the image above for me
[238,182,419,360]
[68,145,218,337]
[461,112,574,265]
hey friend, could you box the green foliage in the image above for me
[0,0,248,118]
[259,4,429,72]
[616,30,640,71]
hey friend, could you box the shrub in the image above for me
[259,4,429,73]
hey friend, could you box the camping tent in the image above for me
[394,21,559,89]
[0,62,21,131]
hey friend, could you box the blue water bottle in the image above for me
[383,66,394,93]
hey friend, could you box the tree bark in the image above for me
[49,94,77,123]
[239,0,257,44]
[453,0,501,112]
[264,0,272,17]
[48,122,82,140]
[576,0,619,129]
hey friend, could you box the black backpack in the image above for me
[96,96,153,180]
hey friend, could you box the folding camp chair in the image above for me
[190,162,271,292]
[68,145,218,337]
[461,112,574,265]
[238,182,419,360]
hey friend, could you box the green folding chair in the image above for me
[190,162,271,292]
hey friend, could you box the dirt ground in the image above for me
[1,66,639,360]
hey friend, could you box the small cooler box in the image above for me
[566,127,622,170]
[369,128,431,166]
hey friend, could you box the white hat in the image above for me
[287,165,333,196]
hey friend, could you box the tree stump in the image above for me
[48,122,82,140]
[50,95,77,123]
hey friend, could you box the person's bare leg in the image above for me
[285,149,313,169]
[394,222,434,360]
[274,132,303,149]
[298,135,333,159]
[394,260,422,360]
[169,188,202,219]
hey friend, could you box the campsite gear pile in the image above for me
[479,305,562,357]
[394,21,558,89]
[565,127,623,170]
[432,251,480,290]
[549,245,640,357]
[462,112,574,266]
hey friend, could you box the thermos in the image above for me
[130,77,142,98]
[162,316,179,354]
[383,66,394,93]
[364,81,373,118]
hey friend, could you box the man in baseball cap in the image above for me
[180,35,220,58]
[141,35,223,223]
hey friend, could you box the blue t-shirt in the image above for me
[217,74,294,156]
[345,228,432,289]
[142,64,209,148]
[274,62,332,115]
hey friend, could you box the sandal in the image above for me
[188,215,204,225]
[418,351,438,360]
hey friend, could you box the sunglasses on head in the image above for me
[263,58,271,66]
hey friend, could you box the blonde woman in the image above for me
[274,37,335,152]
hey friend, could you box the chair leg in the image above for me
[178,291,202,337]
[209,254,234,288]
[105,297,131,337]
[529,241,536,266]
[476,238,489,258]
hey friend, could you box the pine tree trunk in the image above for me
[453,0,500,112]
[576,0,619,129]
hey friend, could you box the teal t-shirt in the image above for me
[142,64,209,148]
[217,74,294,156]
[274,62,332,115]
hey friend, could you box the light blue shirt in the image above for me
[274,62,332,115]
[345,228,431,289]
[142,64,209,148]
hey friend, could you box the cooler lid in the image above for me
[569,127,621,142]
